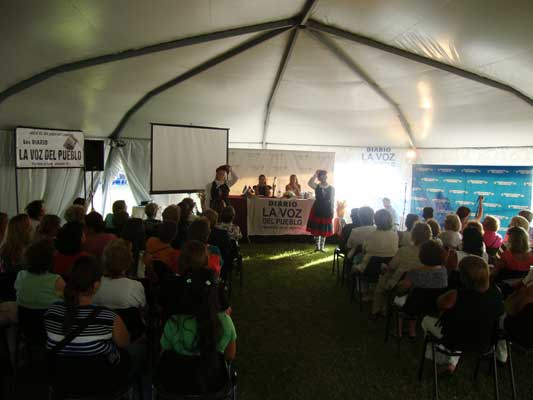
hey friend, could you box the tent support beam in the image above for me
[109,26,292,140]
[261,0,318,149]
[0,18,297,106]
[262,28,300,149]
[306,29,416,148]
[307,19,533,107]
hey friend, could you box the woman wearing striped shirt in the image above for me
[45,256,130,396]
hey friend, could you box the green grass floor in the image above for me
[231,241,533,400]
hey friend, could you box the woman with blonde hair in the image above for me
[0,214,32,272]
[438,214,462,249]
[285,174,301,197]
[494,227,533,281]
[482,215,502,254]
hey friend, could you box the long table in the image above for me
[228,196,315,236]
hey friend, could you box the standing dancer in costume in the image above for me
[204,165,238,214]
[307,170,334,252]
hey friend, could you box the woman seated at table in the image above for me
[285,175,301,197]
[253,175,272,197]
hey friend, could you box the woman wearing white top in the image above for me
[93,239,146,309]
[353,209,399,273]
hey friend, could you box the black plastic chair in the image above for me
[332,247,344,278]
[418,331,501,400]
[351,256,393,309]
[114,307,146,342]
[155,352,236,400]
[14,306,47,369]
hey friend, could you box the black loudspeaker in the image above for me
[84,140,104,171]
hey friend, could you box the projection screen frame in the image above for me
[150,122,229,194]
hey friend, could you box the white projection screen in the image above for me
[151,123,228,193]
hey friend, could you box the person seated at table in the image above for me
[285,174,301,197]
[253,175,272,197]
[438,214,462,249]
[494,227,533,281]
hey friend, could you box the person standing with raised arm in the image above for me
[204,165,239,214]
[306,170,335,252]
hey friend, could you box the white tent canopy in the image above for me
[1,0,533,148]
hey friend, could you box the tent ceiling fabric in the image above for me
[1,0,532,147]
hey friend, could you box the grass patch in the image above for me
[231,242,533,400]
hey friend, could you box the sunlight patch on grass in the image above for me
[268,250,307,261]
[297,255,334,270]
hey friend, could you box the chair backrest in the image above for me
[504,303,533,348]
[403,287,448,317]
[157,351,231,399]
[364,256,393,281]
[152,260,173,282]
[18,306,47,346]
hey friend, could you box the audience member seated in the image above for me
[146,221,180,272]
[394,240,448,338]
[456,196,484,231]
[118,217,146,276]
[158,267,236,395]
[353,209,398,273]
[144,202,161,238]
[438,214,462,249]
[482,215,503,255]
[159,240,230,322]
[372,222,432,316]
[72,197,87,209]
[422,207,434,221]
[494,226,533,281]
[518,209,533,243]
[45,256,130,397]
[204,208,231,271]
[172,203,190,249]
[33,214,61,243]
[446,227,489,271]
[180,198,198,223]
[112,210,130,236]
[338,208,360,253]
[426,218,442,242]
[0,212,8,245]
[346,207,375,259]
[187,218,222,276]
[421,256,504,374]
[333,201,347,241]
[15,240,65,309]
[25,200,45,238]
[83,211,117,258]
[64,205,86,224]
[399,213,419,248]
[53,222,89,278]
[503,271,533,347]
[93,239,146,310]
[465,219,484,234]
[217,206,243,242]
[104,200,127,231]
[0,214,32,273]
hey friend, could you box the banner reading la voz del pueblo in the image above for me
[15,127,84,168]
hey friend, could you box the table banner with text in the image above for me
[247,197,314,236]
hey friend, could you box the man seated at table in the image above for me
[253,175,272,197]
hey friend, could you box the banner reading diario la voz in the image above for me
[16,127,84,168]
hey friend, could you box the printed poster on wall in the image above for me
[247,197,314,236]
[16,127,84,168]
[411,164,533,235]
